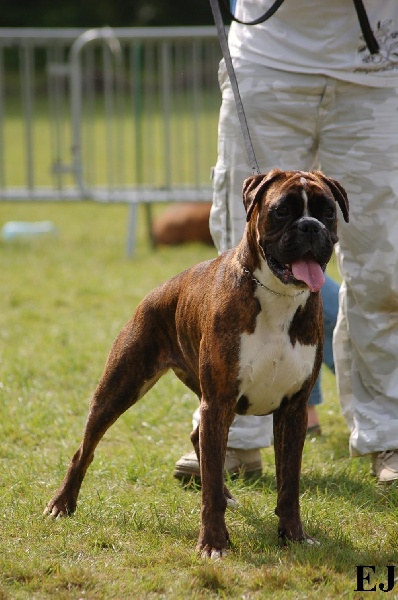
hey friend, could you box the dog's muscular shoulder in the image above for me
[143,251,258,369]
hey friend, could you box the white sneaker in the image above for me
[173,448,262,481]
[370,450,398,484]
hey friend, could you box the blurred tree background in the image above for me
[1,0,214,27]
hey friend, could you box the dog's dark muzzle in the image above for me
[264,217,336,292]
[288,217,335,261]
[296,217,325,235]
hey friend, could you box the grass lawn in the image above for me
[0,201,397,599]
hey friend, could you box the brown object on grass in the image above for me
[152,202,213,246]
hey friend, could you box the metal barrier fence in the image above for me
[0,27,222,252]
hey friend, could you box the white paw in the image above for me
[210,549,228,560]
[305,536,320,546]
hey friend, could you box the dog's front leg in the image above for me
[273,391,309,543]
[196,398,234,559]
[190,424,237,507]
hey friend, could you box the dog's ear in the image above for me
[242,169,283,222]
[314,171,349,223]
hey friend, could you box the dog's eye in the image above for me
[275,206,289,218]
[324,207,335,219]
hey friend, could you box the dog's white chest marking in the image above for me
[238,292,316,416]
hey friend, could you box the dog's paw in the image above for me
[43,494,74,519]
[303,534,320,546]
[210,548,228,561]
[199,545,229,561]
[43,504,66,518]
[278,525,320,546]
[197,528,230,560]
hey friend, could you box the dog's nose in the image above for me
[297,217,324,234]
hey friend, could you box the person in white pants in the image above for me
[174,0,398,484]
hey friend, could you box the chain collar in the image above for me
[242,267,307,298]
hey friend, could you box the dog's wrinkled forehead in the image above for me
[271,171,326,194]
[242,168,349,223]
[268,171,332,206]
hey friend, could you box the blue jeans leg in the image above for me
[308,273,339,406]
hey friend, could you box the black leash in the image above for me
[218,0,285,26]
[209,0,380,176]
[209,0,270,175]
[218,0,380,55]
[352,0,380,55]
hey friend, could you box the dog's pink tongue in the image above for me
[291,256,325,292]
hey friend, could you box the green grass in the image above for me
[0,201,397,599]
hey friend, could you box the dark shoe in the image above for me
[306,424,322,437]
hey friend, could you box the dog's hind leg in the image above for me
[44,316,167,518]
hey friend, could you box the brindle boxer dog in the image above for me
[44,169,349,559]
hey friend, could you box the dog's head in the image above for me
[242,169,349,292]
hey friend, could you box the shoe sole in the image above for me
[370,469,398,485]
[306,425,322,437]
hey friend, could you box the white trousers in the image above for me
[206,61,398,454]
